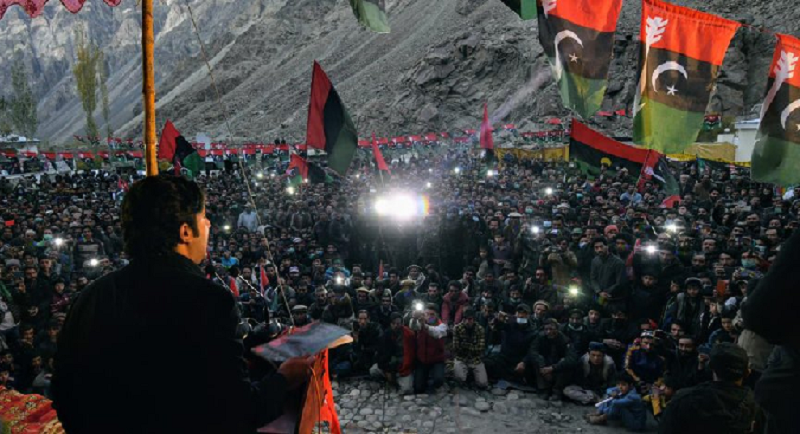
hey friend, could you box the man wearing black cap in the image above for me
[659,343,757,434]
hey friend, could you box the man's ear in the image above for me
[179,223,194,244]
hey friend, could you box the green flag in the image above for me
[350,0,390,33]
[499,0,537,20]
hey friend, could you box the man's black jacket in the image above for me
[52,253,288,434]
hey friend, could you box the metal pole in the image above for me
[142,0,158,176]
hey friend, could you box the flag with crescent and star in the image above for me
[569,120,678,201]
[537,0,623,118]
[633,0,739,154]
[752,33,800,185]
[499,0,537,20]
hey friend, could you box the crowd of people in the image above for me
[0,142,797,432]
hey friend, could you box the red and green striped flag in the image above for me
[633,0,739,154]
[752,33,800,185]
[306,61,359,176]
[287,154,308,186]
[499,0,537,20]
[537,0,623,118]
[349,0,390,33]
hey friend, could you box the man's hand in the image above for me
[539,366,554,376]
[278,356,315,390]
[599,292,610,299]
[515,362,525,373]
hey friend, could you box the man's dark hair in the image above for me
[122,175,205,260]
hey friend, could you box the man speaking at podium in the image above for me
[52,176,312,433]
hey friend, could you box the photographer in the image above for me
[409,303,447,394]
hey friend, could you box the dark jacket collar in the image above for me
[131,252,203,277]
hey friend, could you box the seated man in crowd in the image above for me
[523,318,575,400]
[351,310,382,375]
[485,304,536,383]
[586,372,647,431]
[564,342,617,405]
[452,309,488,389]
[373,313,415,395]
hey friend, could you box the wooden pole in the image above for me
[142,0,158,176]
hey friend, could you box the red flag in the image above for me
[228,277,239,298]
[480,103,494,150]
[260,266,269,297]
[378,260,384,280]
[288,154,309,179]
[371,133,390,173]
[299,349,342,434]
[157,120,181,160]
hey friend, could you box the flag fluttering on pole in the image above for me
[287,154,309,186]
[570,119,678,200]
[751,33,800,185]
[537,0,623,118]
[349,0,390,33]
[633,0,740,153]
[480,103,494,150]
[498,0,537,20]
[228,277,239,298]
[174,136,203,179]
[157,120,181,161]
[306,61,359,176]
[259,266,270,297]
[371,132,390,173]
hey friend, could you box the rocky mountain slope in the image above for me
[0,0,797,144]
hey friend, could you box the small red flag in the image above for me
[371,133,390,173]
[229,277,239,298]
[260,266,270,297]
[480,103,494,150]
[288,154,309,179]
[378,260,384,280]
[157,120,181,161]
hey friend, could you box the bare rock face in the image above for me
[0,0,796,143]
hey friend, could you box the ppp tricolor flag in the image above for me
[633,0,739,154]
[537,0,623,118]
[752,34,800,185]
[306,61,359,176]
[570,120,678,201]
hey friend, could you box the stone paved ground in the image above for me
[329,379,656,434]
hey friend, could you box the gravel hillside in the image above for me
[0,0,797,143]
